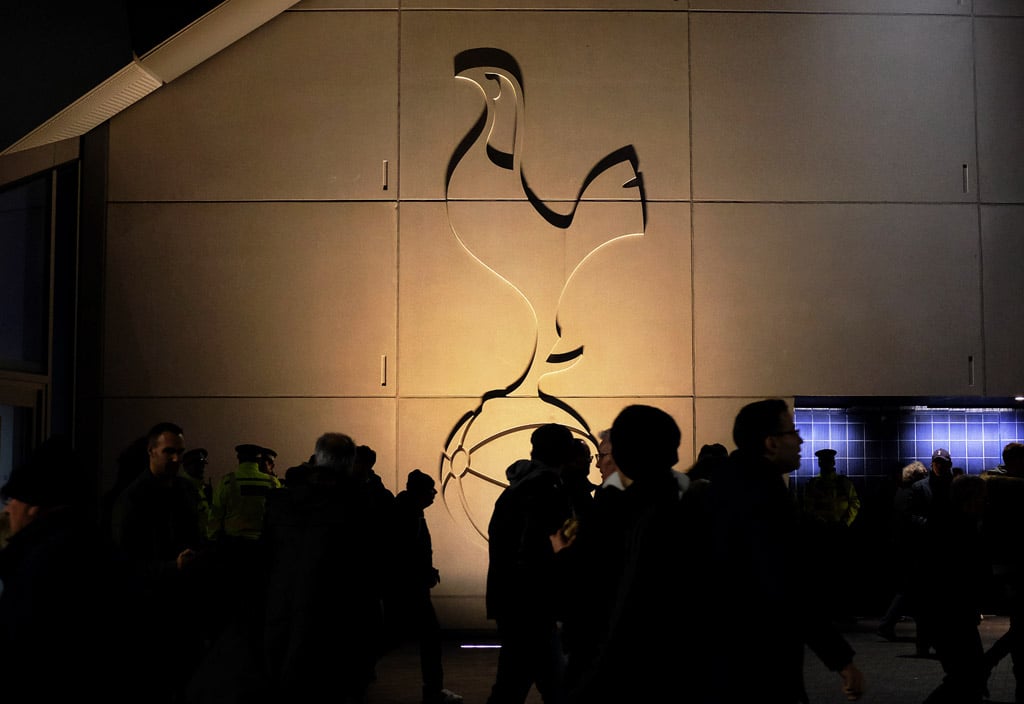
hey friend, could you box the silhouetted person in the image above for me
[99,434,150,546]
[980,442,1024,698]
[485,423,576,704]
[710,399,864,703]
[283,454,317,488]
[557,427,627,692]
[0,436,134,702]
[802,448,861,622]
[912,473,990,703]
[877,460,928,641]
[567,404,707,704]
[262,432,390,704]
[389,469,463,704]
[909,447,956,656]
[688,442,728,482]
[181,447,213,539]
[352,442,397,670]
[261,446,279,481]
[110,421,208,703]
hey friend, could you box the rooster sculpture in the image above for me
[440,47,648,540]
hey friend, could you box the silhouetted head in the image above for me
[930,448,953,477]
[406,468,437,509]
[235,444,264,463]
[698,443,728,461]
[115,435,150,488]
[563,438,593,484]
[530,424,574,468]
[950,473,986,516]
[815,448,837,474]
[901,460,928,484]
[1003,443,1024,475]
[732,399,802,473]
[2,435,89,510]
[260,447,277,476]
[182,448,208,480]
[314,433,357,481]
[610,405,680,481]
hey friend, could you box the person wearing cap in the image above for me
[0,436,135,702]
[803,449,861,527]
[909,448,955,530]
[801,448,862,624]
[708,399,864,703]
[387,469,463,704]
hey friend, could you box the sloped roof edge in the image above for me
[2,0,297,156]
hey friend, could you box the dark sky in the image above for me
[0,0,221,152]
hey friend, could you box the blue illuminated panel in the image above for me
[793,407,1024,482]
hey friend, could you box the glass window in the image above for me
[0,175,50,374]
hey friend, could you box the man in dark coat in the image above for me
[980,442,1024,698]
[566,404,706,704]
[110,421,210,703]
[485,423,576,704]
[0,436,134,702]
[389,469,463,704]
[261,432,391,704]
[907,447,955,656]
[710,399,864,703]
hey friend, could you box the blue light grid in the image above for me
[793,406,1024,480]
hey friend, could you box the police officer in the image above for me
[211,444,280,541]
[209,443,282,639]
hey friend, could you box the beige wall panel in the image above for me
[400,12,688,202]
[695,396,795,455]
[693,204,982,397]
[399,394,692,629]
[399,202,539,397]
[982,206,1024,395]
[105,202,397,397]
[109,12,397,202]
[400,200,686,398]
[545,202,693,397]
[976,1,1024,15]
[101,397,397,494]
[690,13,975,202]
[976,18,1024,203]
[692,0,970,12]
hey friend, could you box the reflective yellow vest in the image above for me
[212,461,281,540]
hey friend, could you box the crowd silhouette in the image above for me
[2,402,1023,703]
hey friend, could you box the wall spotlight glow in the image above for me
[1015,396,1024,402]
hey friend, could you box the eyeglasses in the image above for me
[771,428,801,437]
[594,452,612,461]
